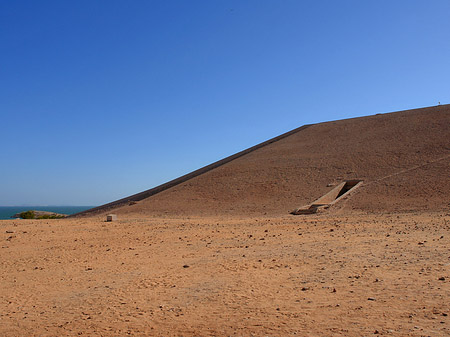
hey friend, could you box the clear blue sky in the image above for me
[1,1,449,206]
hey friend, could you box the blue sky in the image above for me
[1,1,449,206]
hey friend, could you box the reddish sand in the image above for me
[1,213,449,336]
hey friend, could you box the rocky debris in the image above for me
[12,210,66,219]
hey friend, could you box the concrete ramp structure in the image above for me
[291,180,363,215]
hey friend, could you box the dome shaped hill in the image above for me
[73,104,450,218]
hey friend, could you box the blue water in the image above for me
[0,206,96,220]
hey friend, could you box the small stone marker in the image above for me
[106,214,117,222]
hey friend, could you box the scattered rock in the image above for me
[12,210,66,219]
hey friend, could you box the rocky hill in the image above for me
[73,104,450,218]
[12,210,67,219]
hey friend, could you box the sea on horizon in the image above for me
[0,206,95,220]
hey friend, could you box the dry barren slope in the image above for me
[85,105,450,218]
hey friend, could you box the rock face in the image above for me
[12,210,67,219]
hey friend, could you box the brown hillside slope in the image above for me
[80,105,450,218]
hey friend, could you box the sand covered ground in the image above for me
[1,212,449,336]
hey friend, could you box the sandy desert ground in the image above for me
[2,105,449,336]
[1,211,449,336]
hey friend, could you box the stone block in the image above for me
[106,214,117,222]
